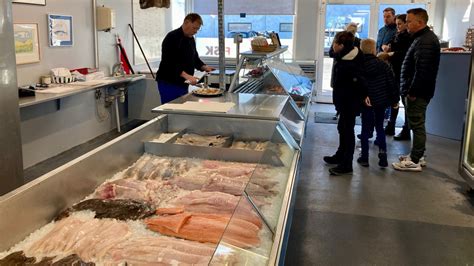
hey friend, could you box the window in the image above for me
[280,23,293,32]
[228,23,252,32]
[194,0,295,58]
[132,0,185,65]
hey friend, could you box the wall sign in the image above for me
[13,23,40,64]
[48,14,73,47]
[13,0,46,5]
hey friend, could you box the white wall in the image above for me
[13,0,95,86]
[440,0,474,47]
[293,0,319,61]
[13,0,146,168]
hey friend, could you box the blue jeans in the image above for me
[360,106,387,159]
[157,80,189,104]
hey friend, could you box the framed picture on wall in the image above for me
[48,14,73,47]
[12,0,46,5]
[13,23,40,64]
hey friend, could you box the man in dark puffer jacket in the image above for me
[392,8,440,172]
[358,38,399,168]
[323,31,367,175]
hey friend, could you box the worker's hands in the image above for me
[181,71,199,85]
[382,44,391,52]
[364,97,372,107]
[201,65,215,72]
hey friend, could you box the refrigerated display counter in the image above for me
[0,114,301,265]
[459,54,474,189]
[152,92,305,147]
[229,47,313,120]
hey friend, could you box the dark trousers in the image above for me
[360,106,387,159]
[389,96,409,131]
[406,97,429,163]
[335,111,357,169]
[157,80,189,104]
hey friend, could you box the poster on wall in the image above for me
[13,23,40,65]
[48,14,73,47]
[12,0,46,5]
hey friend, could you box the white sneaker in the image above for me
[398,155,427,167]
[392,160,422,172]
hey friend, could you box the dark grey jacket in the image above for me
[363,54,399,108]
[400,27,440,100]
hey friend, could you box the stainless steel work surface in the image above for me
[19,74,145,108]
[152,92,290,121]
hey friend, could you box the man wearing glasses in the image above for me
[156,13,214,104]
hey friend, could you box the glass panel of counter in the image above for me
[462,93,474,174]
[209,124,300,265]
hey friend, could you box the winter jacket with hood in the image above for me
[363,54,399,108]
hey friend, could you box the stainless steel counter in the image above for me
[19,74,145,108]
[152,92,290,121]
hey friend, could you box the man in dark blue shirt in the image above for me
[156,13,214,104]
[376,7,397,53]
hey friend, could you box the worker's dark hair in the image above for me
[396,14,407,23]
[383,7,395,15]
[184,13,203,25]
[407,8,429,24]
[334,31,355,47]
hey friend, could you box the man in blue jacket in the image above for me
[156,13,214,104]
[392,8,440,172]
[376,7,397,53]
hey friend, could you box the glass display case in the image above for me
[460,63,474,189]
[229,46,314,119]
[0,114,301,265]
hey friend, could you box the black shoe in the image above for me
[378,152,388,167]
[394,131,411,141]
[329,166,353,175]
[323,155,341,164]
[384,124,395,136]
[357,157,369,167]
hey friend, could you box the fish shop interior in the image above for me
[0,0,474,265]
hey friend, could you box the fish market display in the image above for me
[231,140,270,151]
[0,251,94,266]
[174,133,231,147]
[1,153,288,265]
[55,199,155,221]
[146,212,260,248]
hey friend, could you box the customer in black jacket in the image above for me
[392,8,440,172]
[324,31,367,175]
[358,38,398,168]
[383,14,413,139]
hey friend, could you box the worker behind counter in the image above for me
[155,13,215,104]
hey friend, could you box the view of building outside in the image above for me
[195,14,294,58]
[325,4,370,53]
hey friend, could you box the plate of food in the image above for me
[192,87,224,97]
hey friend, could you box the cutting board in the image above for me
[158,101,235,113]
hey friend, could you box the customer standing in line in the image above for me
[383,14,413,139]
[377,7,397,53]
[156,13,215,104]
[392,8,440,172]
[324,31,367,175]
[358,38,398,168]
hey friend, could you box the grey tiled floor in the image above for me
[284,104,474,265]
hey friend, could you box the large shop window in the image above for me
[132,0,185,65]
[194,0,295,58]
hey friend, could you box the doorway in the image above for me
[314,1,428,104]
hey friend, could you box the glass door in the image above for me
[318,3,371,103]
